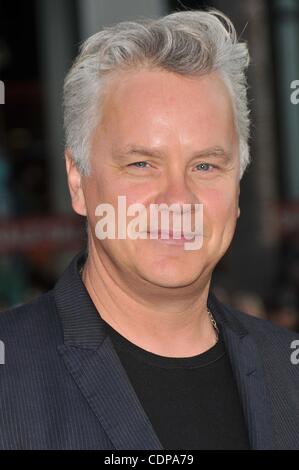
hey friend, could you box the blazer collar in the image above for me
[54,250,248,348]
[54,250,163,450]
[54,250,105,349]
[208,293,274,449]
[54,250,274,450]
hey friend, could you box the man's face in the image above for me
[73,68,240,289]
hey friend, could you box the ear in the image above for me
[65,149,87,216]
[237,184,240,219]
[237,207,241,218]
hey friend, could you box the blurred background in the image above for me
[0,0,298,331]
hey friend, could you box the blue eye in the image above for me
[129,161,149,168]
[196,163,212,171]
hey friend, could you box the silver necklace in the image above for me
[207,308,219,343]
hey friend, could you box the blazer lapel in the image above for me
[54,251,163,450]
[57,340,163,450]
[208,293,274,449]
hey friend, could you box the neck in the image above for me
[81,244,217,358]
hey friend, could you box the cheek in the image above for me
[111,179,157,208]
[202,187,239,227]
[84,175,153,237]
[83,176,110,229]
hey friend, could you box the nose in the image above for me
[153,168,199,209]
[148,167,203,237]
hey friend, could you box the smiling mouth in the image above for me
[147,230,197,241]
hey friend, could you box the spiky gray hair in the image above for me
[63,9,250,178]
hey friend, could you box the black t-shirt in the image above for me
[103,320,250,450]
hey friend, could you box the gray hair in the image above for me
[63,9,250,179]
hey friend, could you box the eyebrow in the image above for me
[112,145,233,161]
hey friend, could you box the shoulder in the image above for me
[228,304,299,341]
[220,301,299,367]
[0,290,63,350]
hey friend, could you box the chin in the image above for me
[136,259,203,289]
[144,273,201,289]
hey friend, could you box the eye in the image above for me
[195,162,214,172]
[128,161,149,168]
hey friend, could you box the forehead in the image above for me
[97,68,236,149]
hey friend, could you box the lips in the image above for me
[147,230,195,240]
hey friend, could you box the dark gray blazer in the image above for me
[0,252,298,450]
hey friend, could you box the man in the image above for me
[0,9,298,450]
